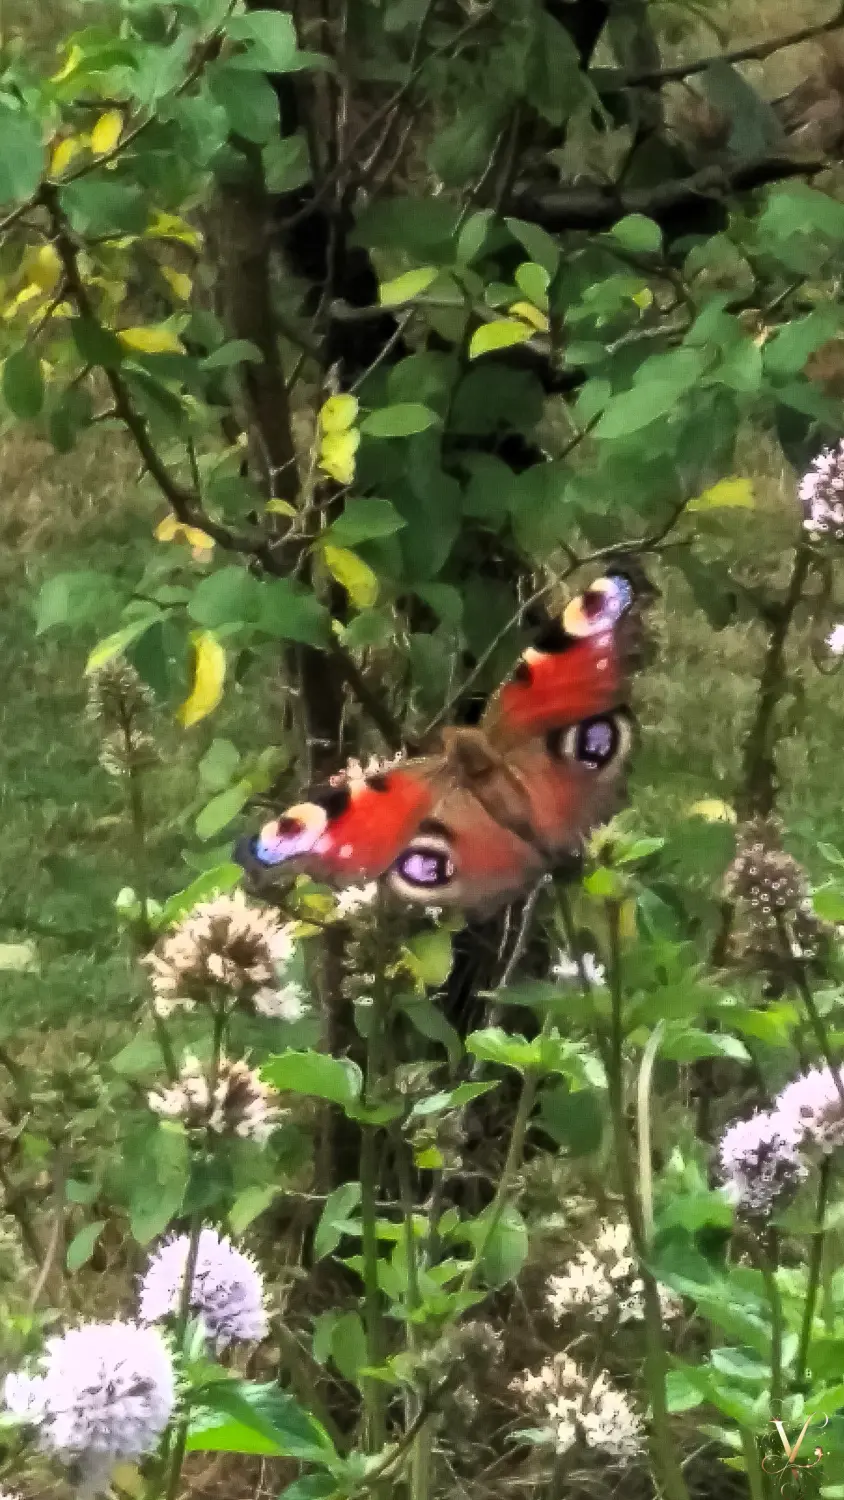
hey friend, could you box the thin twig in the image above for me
[623,5,844,88]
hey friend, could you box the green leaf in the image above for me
[129,1123,189,1244]
[665,1367,706,1413]
[187,1382,335,1463]
[66,1220,106,1272]
[229,1186,278,1235]
[594,380,682,438]
[661,1028,750,1064]
[539,1083,603,1155]
[329,497,406,546]
[814,887,844,923]
[0,108,44,203]
[158,864,243,928]
[263,135,311,193]
[71,317,124,369]
[258,579,331,646]
[208,62,280,142]
[85,615,161,673]
[195,782,251,840]
[472,1204,528,1287]
[456,210,493,265]
[406,929,453,987]
[329,1311,367,1385]
[468,319,533,360]
[226,10,299,70]
[60,178,147,235]
[35,570,119,634]
[3,348,44,420]
[314,1182,362,1260]
[262,1050,363,1107]
[400,996,462,1069]
[189,566,262,629]
[322,545,379,609]
[465,1028,538,1073]
[610,214,663,254]
[202,340,264,371]
[379,267,438,305]
[504,218,560,276]
[514,261,550,309]
[199,739,241,792]
[360,403,438,437]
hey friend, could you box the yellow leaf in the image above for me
[618,898,637,941]
[160,266,192,301]
[509,300,550,333]
[686,478,754,512]
[90,110,123,156]
[266,499,297,516]
[27,245,62,291]
[178,631,226,728]
[111,1466,144,1499]
[147,211,202,249]
[155,516,214,551]
[3,284,42,320]
[322,544,379,609]
[119,325,185,354]
[319,393,359,434]
[319,429,360,485]
[688,799,737,824]
[631,287,654,310]
[51,43,83,83]
[50,135,82,176]
[378,267,437,306]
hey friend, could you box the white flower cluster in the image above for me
[5,1323,175,1495]
[145,890,304,1018]
[551,951,606,986]
[512,1354,643,1462]
[719,1066,844,1214]
[139,1227,268,1347]
[148,1052,283,1145]
[800,442,844,540]
[546,1220,681,1325]
[332,883,379,918]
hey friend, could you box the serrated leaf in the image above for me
[468,319,533,359]
[229,1186,278,1235]
[314,1182,362,1260]
[322,544,379,608]
[178,631,226,728]
[379,267,437,305]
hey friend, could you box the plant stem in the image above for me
[360,981,390,1453]
[393,1130,429,1500]
[790,957,844,1109]
[796,1157,832,1385]
[759,1227,784,1413]
[739,542,810,819]
[741,1427,767,1500]
[604,902,690,1500]
[637,1020,665,1239]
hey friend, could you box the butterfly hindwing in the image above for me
[386,787,546,910]
[482,572,637,747]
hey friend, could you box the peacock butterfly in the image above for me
[236,572,640,912]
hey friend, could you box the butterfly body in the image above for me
[237,573,641,912]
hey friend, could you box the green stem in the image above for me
[760,1227,784,1413]
[791,959,844,1109]
[637,1020,665,1240]
[360,981,390,1453]
[393,1131,429,1500]
[741,1427,767,1500]
[796,1158,832,1386]
[604,902,690,1500]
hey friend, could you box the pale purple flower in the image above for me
[551,951,606,986]
[774,1066,844,1154]
[4,1322,175,1494]
[828,623,844,655]
[139,1228,268,1347]
[800,442,844,540]
[718,1109,807,1213]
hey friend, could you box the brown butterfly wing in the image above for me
[385,785,545,911]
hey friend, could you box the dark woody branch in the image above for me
[621,4,844,89]
[511,152,834,233]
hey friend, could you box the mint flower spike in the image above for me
[3,1322,175,1496]
[718,1109,807,1214]
[138,1227,268,1349]
[800,441,844,540]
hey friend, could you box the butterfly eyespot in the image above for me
[388,834,455,896]
[551,713,632,771]
[562,574,633,639]
[252,803,329,866]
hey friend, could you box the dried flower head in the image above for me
[144,891,297,1016]
[139,1228,267,1347]
[726,818,806,930]
[547,1220,681,1325]
[774,1066,844,1154]
[86,659,153,729]
[800,441,844,540]
[718,1109,807,1214]
[148,1053,283,1145]
[4,1322,174,1495]
[99,728,159,779]
[512,1355,643,1462]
